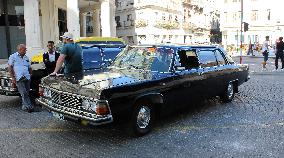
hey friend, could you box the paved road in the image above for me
[0,57,284,158]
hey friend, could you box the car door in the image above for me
[197,49,220,97]
[213,49,229,96]
[164,49,204,108]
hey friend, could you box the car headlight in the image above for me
[4,79,11,87]
[43,89,52,98]
[82,100,92,110]
[0,78,4,86]
[82,99,110,115]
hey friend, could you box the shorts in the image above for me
[263,54,269,61]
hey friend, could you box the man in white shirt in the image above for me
[43,41,60,74]
[262,36,270,69]
[8,44,34,113]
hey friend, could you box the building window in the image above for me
[127,14,132,21]
[251,10,258,21]
[224,12,227,23]
[267,9,270,20]
[162,13,165,21]
[86,13,93,34]
[115,16,121,28]
[58,8,67,38]
[233,12,237,21]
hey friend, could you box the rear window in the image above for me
[197,50,218,67]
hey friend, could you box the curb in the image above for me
[250,70,284,75]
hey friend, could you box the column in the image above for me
[24,0,43,58]
[80,12,87,37]
[93,9,101,36]
[67,0,80,39]
[100,0,116,37]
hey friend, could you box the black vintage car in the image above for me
[36,44,250,136]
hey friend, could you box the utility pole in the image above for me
[240,0,243,64]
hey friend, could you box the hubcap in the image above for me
[137,106,151,129]
[227,83,234,99]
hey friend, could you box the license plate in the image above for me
[52,112,64,120]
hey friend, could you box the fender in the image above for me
[133,93,164,105]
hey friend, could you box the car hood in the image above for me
[41,68,171,99]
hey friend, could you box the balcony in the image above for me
[154,20,180,30]
[135,19,148,28]
[182,22,196,30]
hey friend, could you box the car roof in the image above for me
[132,44,218,49]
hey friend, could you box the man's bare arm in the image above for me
[8,65,15,78]
[50,54,65,75]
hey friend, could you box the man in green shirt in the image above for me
[51,32,83,80]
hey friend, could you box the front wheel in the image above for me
[220,82,235,103]
[129,101,155,136]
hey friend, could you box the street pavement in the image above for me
[0,56,284,158]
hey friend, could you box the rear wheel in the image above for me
[221,82,235,103]
[129,101,155,136]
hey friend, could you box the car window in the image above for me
[177,50,199,69]
[197,50,218,67]
[215,50,226,65]
[112,47,172,72]
[218,47,235,64]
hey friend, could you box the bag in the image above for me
[262,50,268,56]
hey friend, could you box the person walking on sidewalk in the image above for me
[275,37,284,70]
[8,44,34,113]
[261,36,270,69]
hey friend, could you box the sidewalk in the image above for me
[230,51,274,58]
[230,51,276,58]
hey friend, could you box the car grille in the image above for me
[51,90,83,110]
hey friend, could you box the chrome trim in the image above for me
[36,98,113,125]
[137,106,151,129]
[41,86,99,101]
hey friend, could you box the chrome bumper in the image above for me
[0,87,18,95]
[36,98,113,125]
[0,77,18,95]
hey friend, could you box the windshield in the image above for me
[112,46,173,72]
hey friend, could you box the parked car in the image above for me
[36,44,250,136]
[0,37,125,96]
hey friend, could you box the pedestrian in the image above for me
[247,41,253,55]
[275,37,284,70]
[50,32,83,80]
[261,36,270,70]
[43,41,60,74]
[8,44,34,113]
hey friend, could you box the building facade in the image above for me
[0,0,220,59]
[220,0,283,50]
[0,0,116,59]
[115,0,219,45]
